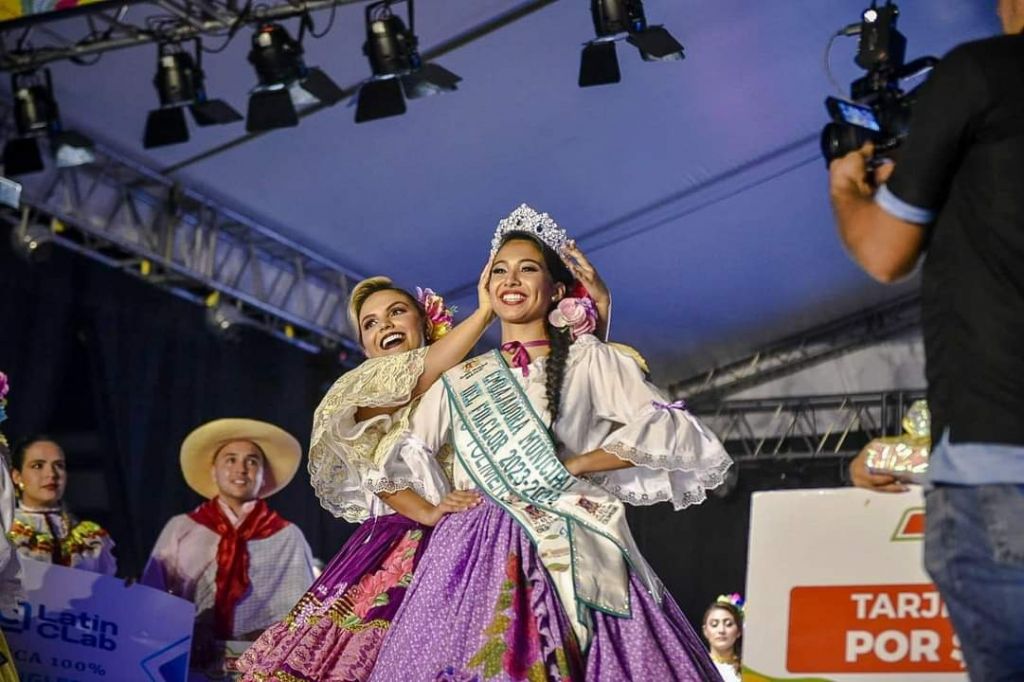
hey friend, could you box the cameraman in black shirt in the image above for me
[829,2,1024,678]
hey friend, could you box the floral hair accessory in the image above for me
[416,287,456,342]
[0,371,9,450]
[716,593,745,617]
[548,284,597,341]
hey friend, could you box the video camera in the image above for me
[820,2,936,165]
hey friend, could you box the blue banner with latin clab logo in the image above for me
[0,558,194,682]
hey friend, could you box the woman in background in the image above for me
[702,594,744,682]
[8,435,117,575]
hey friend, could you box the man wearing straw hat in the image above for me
[142,418,314,670]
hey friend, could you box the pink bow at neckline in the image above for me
[500,340,551,376]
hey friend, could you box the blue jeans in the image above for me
[924,484,1024,681]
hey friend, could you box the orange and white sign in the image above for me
[742,488,966,682]
[788,584,958,673]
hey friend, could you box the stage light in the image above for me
[355,0,461,123]
[205,300,248,338]
[246,22,344,133]
[579,0,684,88]
[2,70,95,175]
[144,42,242,149]
[3,138,43,176]
[3,71,56,175]
[9,219,53,262]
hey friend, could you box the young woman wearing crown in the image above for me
[366,205,732,681]
[238,233,611,680]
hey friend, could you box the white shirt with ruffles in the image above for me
[370,334,732,512]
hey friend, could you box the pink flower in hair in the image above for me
[416,287,456,342]
[0,372,8,401]
[548,296,597,340]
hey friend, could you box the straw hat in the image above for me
[180,418,301,499]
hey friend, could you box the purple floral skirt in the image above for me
[237,514,430,682]
[369,498,722,682]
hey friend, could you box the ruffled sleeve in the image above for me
[364,379,452,506]
[584,340,733,509]
[308,347,429,522]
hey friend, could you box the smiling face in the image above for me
[702,606,741,657]
[211,440,266,505]
[489,238,566,326]
[358,289,426,359]
[13,440,67,509]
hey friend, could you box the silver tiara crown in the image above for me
[491,204,572,256]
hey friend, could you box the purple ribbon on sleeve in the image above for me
[651,398,713,441]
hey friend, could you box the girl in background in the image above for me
[702,594,744,682]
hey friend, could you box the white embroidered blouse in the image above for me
[371,334,732,510]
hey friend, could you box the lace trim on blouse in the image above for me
[588,447,732,510]
[308,347,428,520]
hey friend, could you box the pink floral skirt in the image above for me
[237,514,430,681]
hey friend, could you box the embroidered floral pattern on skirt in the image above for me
[369,499,721,682]
[237,515,429,682]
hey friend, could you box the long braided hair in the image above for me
[497,232,575,432]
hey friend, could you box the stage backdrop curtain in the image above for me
[0,239,77,438]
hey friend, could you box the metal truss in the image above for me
[669,293,922,406]
[0,0,366,73]
[700,389,927,461]
[2,137,363,354]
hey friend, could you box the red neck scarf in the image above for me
[188,498,289,639]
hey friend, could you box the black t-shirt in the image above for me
[886,33,1024,445]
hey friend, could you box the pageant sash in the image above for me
[443,351,662,647]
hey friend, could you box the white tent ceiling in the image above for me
[20,1,999,381]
